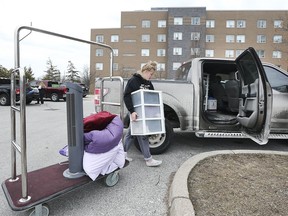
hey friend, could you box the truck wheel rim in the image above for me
[149,133,166,148]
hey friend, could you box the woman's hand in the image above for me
[131,112,137,121]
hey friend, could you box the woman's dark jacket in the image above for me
[123,73,154,114]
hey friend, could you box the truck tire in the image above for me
[26,99,32,104]
[0,93,10,106]
[51,93,59,102]
[134,119,174,155]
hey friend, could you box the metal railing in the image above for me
[10,25,114,202]
[98,76,125,120]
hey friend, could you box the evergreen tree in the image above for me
[43,58,61,81]
[0,65,10,78]
[66,61,80,82]
[24,66,35,81]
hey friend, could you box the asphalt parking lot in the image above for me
[1,95,287,216]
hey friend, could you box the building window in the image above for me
[95,49,103,56]
[141,49,150,56]
[95,63,103,70]
[205,50,214,57]
[273,51,282,58]
[157,49,166,56]
[237,20,246,28]
[257,35,266,43]
[236,35,245,43]
[123,25,136,29]
[158,20,166,28]
[173,47,182,55]
[123,39,136,42]
[111,35,119,42]
[191,17,200,25]
[225,50,234,58]
[123,53,136,57]
[142,20,150,28]
[157,63,165,71]
[206,20,215,28]
[236,50,244,57]
[96,35,104,43]
[191,32,200,40]
[113,49,118,56]
[174,17,183,25]
[273,35,282,43]
[257,20,266,28]
[142,34,150,42]
[113,63,118,71]
[191,48,200,56]
[226,20,235,28]
[173,32,182,40]
[157,34,166,42]
[173,62,181,70]
[206,35,214,42]
[274,20,283,28]
[256,50,265,58]
[226,35,235,43]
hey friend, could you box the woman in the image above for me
[123,61,162,167]
[37,81,46,104]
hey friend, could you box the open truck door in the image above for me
[236,47,272,144]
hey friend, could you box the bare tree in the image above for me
[81,65,90,86]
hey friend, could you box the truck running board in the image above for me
[195,131,288,139]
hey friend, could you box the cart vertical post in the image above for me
[64,82,85,179]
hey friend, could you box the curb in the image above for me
[168,150,288,216]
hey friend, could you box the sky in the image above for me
[1,0,287,79]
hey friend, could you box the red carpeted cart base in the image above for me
[2,162,91,211]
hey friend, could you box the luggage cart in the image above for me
[1,26,128,216]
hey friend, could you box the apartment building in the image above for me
[90,7,288,84]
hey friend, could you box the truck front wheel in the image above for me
[134,119,174,155]
[0,93,10,106]
[51,93,59,102]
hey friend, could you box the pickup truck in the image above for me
[61,82,89,97]
[94,47,288,154]
[0,77,39,106]
[29,80,67,102]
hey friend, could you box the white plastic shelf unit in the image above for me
[131,89,165,135]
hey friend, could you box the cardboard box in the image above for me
[207,98,217,111]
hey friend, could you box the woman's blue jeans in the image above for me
[123,127,152,160]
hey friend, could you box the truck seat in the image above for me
[209,75,228,111]
[225,74,240,113]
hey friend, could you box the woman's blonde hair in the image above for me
[141,60,157,73]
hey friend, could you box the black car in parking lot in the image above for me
[79,83,89,97]
[0,77,39,106]
[61,82,89,97]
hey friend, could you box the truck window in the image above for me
[0,78,11,84]
[263,66,288,93]
[237,60,258,85]
[47,81,59,87]
[0,79,20,85]
[175,61,191,80]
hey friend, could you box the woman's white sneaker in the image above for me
[146,159,162,167]
[124,152,133,162]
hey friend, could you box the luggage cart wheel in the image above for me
[29,203,50,216]
[104,171,119,187]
